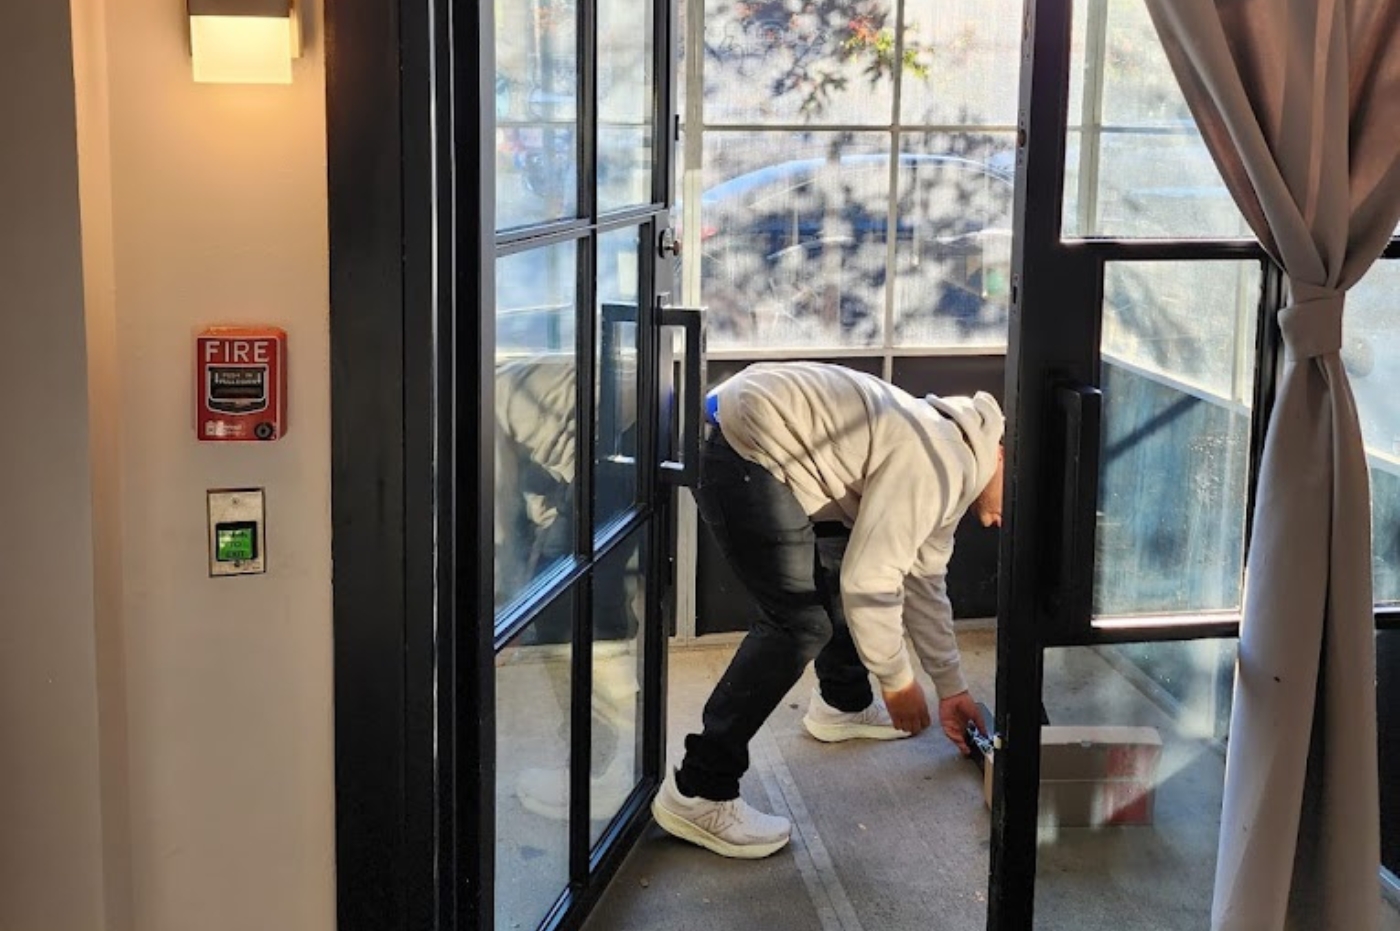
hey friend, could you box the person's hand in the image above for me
[882,683,931,735]
[939,691,988,755]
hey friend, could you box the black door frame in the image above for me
[992,1,1400,927]
[328,0,680,927]
[327,0,488,927]
[990,1,1275,925]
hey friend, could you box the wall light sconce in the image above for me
[188,0,302,85]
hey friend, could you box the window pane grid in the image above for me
[682,0,1022,354]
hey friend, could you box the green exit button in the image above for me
[215,522,258,563]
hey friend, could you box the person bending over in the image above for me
[652,361,1003,859]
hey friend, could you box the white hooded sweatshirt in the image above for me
[714,362,1005,698]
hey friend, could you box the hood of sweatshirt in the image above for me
[924,391,1005,510]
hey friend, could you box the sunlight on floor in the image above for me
[579,627,1400,931]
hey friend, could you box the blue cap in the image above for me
[704,389,721,427]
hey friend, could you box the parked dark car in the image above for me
[492,150,1017,350]
[693,151,1016,346]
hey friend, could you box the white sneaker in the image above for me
[801,689,910,743]
[651,770,791,859]
[516,758,635,822]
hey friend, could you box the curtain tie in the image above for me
[1279,281,1345,361]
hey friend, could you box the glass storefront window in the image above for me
[702,0,896,127]
[893,132,1016,348]
[687,2,1023,353]
[1062,0,1249,239]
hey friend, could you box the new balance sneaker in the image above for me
[801,688,910,743]
[651,770,791,859]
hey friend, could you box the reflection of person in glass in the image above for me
[494,353,643,821]
[653,361,1003,859]
[494,354,578,606]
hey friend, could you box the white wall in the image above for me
[97,0,336,927]
[71,0,134,926]
[1,0,336,927]
[0,4,109,930]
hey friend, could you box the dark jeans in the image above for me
[677,431,874,801]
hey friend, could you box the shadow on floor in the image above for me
[583,627,1400,931]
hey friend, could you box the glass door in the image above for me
[990,0,1271,927]
[488,0,686,928]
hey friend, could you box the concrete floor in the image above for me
[581,628,1400,931]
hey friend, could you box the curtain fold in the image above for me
[1140,1,1400,928]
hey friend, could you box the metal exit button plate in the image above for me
[207,488,266,577]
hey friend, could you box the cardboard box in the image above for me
[982,725,1162,828]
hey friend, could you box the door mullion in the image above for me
[991,0,1080,926]
[453,0,498,924]
[1243,259,1284,555]
[579,0,598,221]
[637,219,667,785]
[653,0,678,208]
[578,237,599,558]
[638,221,660,517]
[569,572,596,888]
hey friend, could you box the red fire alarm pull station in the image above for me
[195,326,288,441]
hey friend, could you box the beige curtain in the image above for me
[1141,1,1400,928]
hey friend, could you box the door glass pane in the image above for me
[596,228,642,534]
[1101,261,1259,396]
[495,243,579,613]
[590,527,648,845]
[1095,261,1259,621]
[700,131,890,350]
[1034,640,1234,927]
[1062,0,1248,239]
[598,0,653,211]
[899,0,1022,126]
[702,0,895,126]
[496,593,575,930]
[677,0,689,117]
[496,0,579,229]
[892,132,1016,347]
[1345,259,1400,603]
